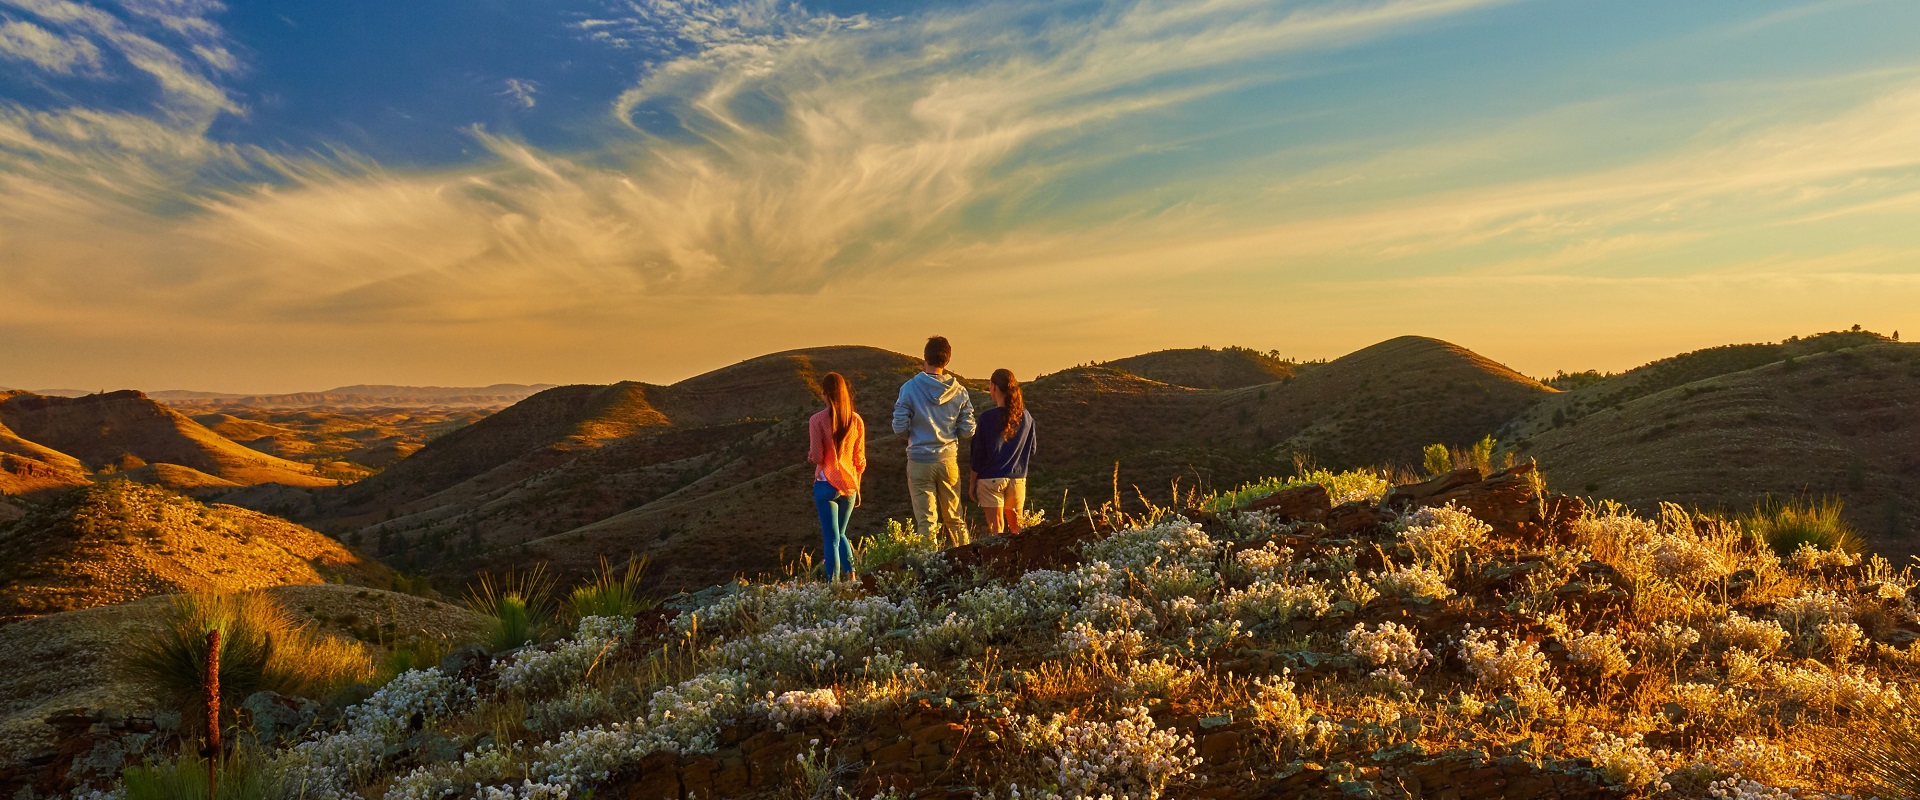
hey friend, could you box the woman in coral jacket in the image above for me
[807,372,867,581]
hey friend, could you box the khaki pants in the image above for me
[907,457,968,548]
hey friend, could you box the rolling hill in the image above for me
[243,339,1554,594]
[1517,337,1920,557]
[153,383,554,410]
[288,347,927,590]
[0,391,334,493]
[1098,346,1304,390]
[0,481,396,618]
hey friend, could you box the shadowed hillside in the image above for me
[1521,339,1920,558]
[1100,346,1303,390]
[193,408,485,472]
[275,347,925,590]
[1506,329,1893,439]
[0,391,334,492]
[158,383,554,410]
[1017,336,1554,518]
[0,481,394,618]
[1210,335,1551,468]
[248,338,1557,595]
[0,420,90,496]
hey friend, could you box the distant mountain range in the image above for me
[21,384,556,410]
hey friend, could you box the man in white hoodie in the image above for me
[893,336,976,547]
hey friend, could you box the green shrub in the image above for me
[378,637,449,682]
[1198,468,1389,513]
[1744,496,1865,556]
[1462,435,1496,474]
[854,519,942,573]
[568,555,655,620]
[466,565,555,651]
[1422,444,1452,477]
[122,748,282,800]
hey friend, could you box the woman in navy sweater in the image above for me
[969,369,1037,535]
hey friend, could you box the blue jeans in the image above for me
[813,481,855,581]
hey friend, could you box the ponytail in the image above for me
[822,372,856,450]
[991,369,1024,441]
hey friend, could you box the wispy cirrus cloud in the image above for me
[4,0,1920,390]
[0,17,102,74]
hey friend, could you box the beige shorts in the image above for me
[975,477,1026,510]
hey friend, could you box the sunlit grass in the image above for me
[1743,496,1865,556]
[466,565,556,651]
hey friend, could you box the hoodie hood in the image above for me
[907,371,966,404]
[892,370,977,462]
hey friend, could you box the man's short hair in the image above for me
[924,336,952,368]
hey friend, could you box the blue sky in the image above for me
[3,0,1918,391]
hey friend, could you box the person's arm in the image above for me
[852,416,868,474]
[892,386,912,435]
[807,413,824,465]
[957,390,977,438]
[969,425,988,476]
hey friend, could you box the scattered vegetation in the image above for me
[74,462,1920,800]
[120,592,376,724]
[121,749,284,800]
[1198,468,1389,512]
[463,565,556,651]
[566,556,655,621]
[1742,496,1865,557]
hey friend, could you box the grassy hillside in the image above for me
[1507,329,1892,439]
[194,408,482,471]
[1100,346,1302,389]
[72,467,1920,800]
[0,481,394,617]
[1522,340,1920,558]
[284,338,1551,595]
[286,347,924,588]
[1195,335,1550,467]
[0,391,334,491]
[0,584,485,784]
[0,419,90,496]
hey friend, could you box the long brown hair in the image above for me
[991,368,1024,441]
[822,372,857,450]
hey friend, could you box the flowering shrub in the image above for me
[1083,518,1220,597]
[1788,542,1858,571]
[712,593,921,680]
[1229,541,1296,584]
[1062,621,1148,660]
[1717,612,1789,656]
[498,615,635,695]
[1773,590,1852,654]
[1707,777,1796,800]
[1019,707,1202,800]
[1336,571,1380,606]
[1563,629,1632,681]
[1370,563,1453,601]
[1457,627,1556,707]
[1630,621,1702,668]
[1217,578,1332,625]
[1398,504,1490,571]
[1345,622,1430,685]
[756,688,843,730]
[275,669,475,799]
[1589,732,1673,791]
